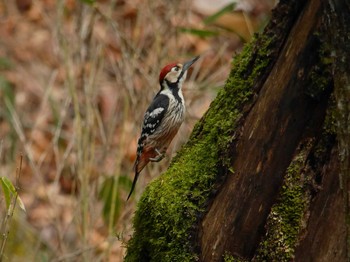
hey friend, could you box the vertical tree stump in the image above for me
[126,0,350,261]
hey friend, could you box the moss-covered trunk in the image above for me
[125,0,349,261]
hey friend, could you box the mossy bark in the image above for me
[324,0,350,260]
[125,0,349,261]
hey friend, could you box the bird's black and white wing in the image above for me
[136,93,169,155]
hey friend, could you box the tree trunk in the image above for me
[125,0,350,261]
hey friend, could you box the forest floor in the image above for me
[0,0,273,260]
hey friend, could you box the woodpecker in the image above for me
[127,56,200,200]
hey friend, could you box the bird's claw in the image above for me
[149,148,165,162]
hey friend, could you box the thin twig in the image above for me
[0,154,23,262]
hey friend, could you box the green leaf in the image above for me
[179,27,219,38]
[118,174,133,189]
[1,177,16,193]
[98,175,132,225]
[0,177,12,209]
[0,177,26,212]
[79,0,95,5]
[0,57,13,70]
[0,177,16,209]
[0,76,14,107]
[203,2,237,25]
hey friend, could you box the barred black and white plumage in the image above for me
[127,56,199,200]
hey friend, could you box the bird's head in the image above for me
[159,56,199,88]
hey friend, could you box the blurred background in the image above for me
[0,0,275,260]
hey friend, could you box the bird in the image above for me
[127,56,200,200]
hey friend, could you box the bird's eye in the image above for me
[174,66,179,71]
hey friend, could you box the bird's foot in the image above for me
[149,148,165,162]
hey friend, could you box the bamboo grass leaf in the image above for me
[203,2,237,25]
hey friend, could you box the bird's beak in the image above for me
[178,56,200,80]
[182,56,200,72]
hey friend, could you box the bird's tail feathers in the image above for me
[127,170,139,201]
[127,153,151,200]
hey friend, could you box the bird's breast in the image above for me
[166,98,185,125]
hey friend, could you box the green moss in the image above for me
[254,147,310,262]
[305,66,330,100]
[304,34,332,100]
[252,39,335,261]
[125,34,277,262]
[323,99,336,134]
[223,252,248,262]
[254,103,336,261]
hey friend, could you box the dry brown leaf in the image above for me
[15,0,32,12]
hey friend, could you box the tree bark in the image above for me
[324,0,350,260]
[126,0,349,261]
[200,0,332,260]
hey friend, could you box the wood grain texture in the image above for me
[199,0,333,260]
